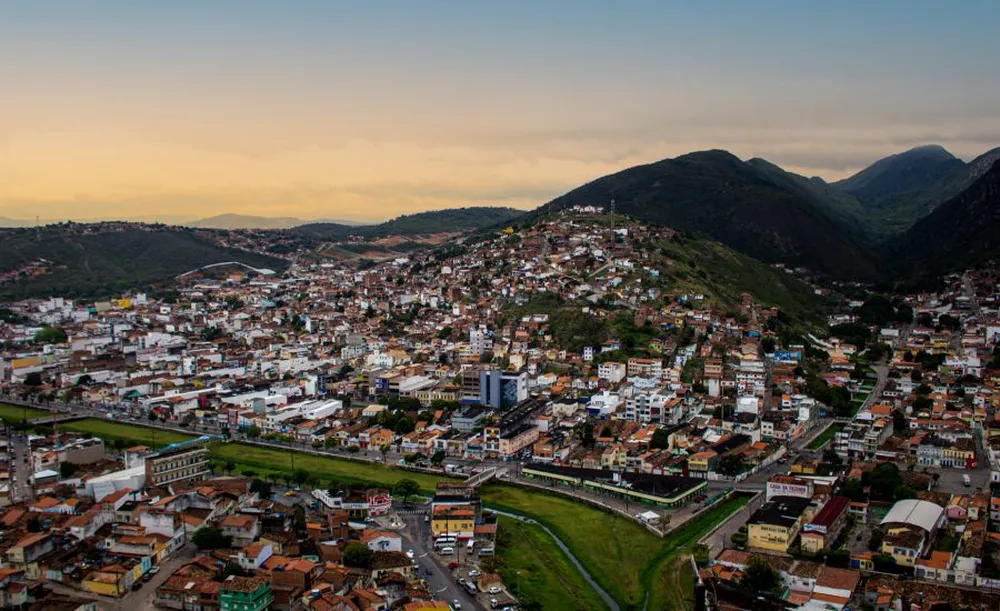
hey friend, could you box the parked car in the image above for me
[149,566,160,575]
[489,586,502,594]
[468,569,481,577]
[452,601,462,610]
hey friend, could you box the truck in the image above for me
[962,474,971,487]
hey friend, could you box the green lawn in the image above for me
[495,517,607,611]
[807,424,844,450]
[207,441,447,494]
[0,403,51,423]
[644,494,752,611]
[61,419,196,448]
[58,418,754,611]
[481,484,661,609]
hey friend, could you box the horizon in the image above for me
[3,1,1000,221]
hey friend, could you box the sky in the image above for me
[2,1,1000,223]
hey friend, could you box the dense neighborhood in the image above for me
[1,210,1000,611]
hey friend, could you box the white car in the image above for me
[405,550,415,559]
[468,569,480,577]
[489,585,502,594]
[452,601,462,610]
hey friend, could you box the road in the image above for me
[400,508,483,611]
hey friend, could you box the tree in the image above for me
[241,470,257,479]
[34,326,68,344]
[840,478,866,502]
[392,479,420,505]
[872,552,896,572]
[250,478,272,499]
[24,372,43,387]
[394,417,416,435]
[892,410,907,433]
[246,425,261,439]
[293,469,310,485]
[741,557,780,593]
[431,450,446,466]
[76,374,93,386]
[378,444,391,463]
[718,454,747,477]
[192,527,233,549]
[59,461,77,478]
[650,428,670,450]
[223,461,236,475]
[343,541,374,568]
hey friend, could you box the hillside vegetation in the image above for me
[534,150,881,280]
[0,225,287,300]
[294,206,523,240]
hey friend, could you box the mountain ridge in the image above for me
[531,149,882,280]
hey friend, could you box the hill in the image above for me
[188,214,367,229]
[745,158,869,238]
[832,145,965,203]
[532,150,881,280]
[294,206,524,240]
[857,146,1000,235]
[188,214,311,230]
[891,160,1000,277]
[0,225,287,300]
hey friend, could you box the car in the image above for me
[284,490,298,497]
[468,569,480,577]
[448,561,459,569]
[149,566,160,575]
[452,601,463,610]
[132,582,143,591]
[489,599,499,609]
[489,586,502,594]
[405,550,415,559]
[424,515,430,522]
[426,567,434,575]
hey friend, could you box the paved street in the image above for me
[400,507,484,611]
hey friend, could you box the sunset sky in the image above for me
[3,1,999,223]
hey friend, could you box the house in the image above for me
[801,497,850,553]
[747,496,812,553]
[361,530,402,553]
[6,533,55,567]
[220,514,260,548]
[219,577,273,611]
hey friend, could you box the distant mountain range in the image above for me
[292,206,524,240]
[528,144,1000,281]
[186,214,365,230]
[890,159,1000,277]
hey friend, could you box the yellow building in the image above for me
[881,527,925,567]
[83,568,128,597]
[747,496,812,553]
[431,505,475,539]
[687,451,717,475]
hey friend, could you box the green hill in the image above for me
[533,150,881,280]
[0,224,287,300]
[891,160,1000,277]
[294,206,523,240]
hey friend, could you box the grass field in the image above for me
[58,418,753,611]
[807,423,844,450]
[61,419,196,448]
[495,517,608,611]
[481,484,661,609]
[207,442,447,494]
[644,494,752,611]
[0,403,51,423]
